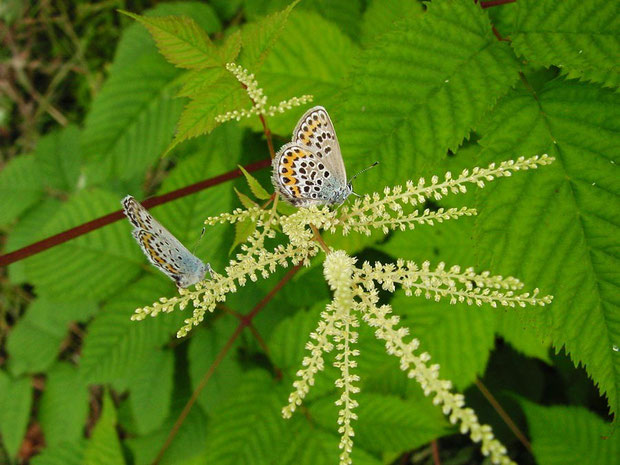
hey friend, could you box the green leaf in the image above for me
[82,55,183,182]
[34,125,83,193]
[338,0,520,194]
[309,393,449,456]
[83,3,221,182]
[23,188,143,301]
[201,370,291,464]
[84,391,125,465]
[0,372,32,458]
[125,407,208,465]
[360,0,423,45]
[238,164,271,199]
[154,124,240,271]
[231,218,257,254]
[39,363,89,446]
[167,77,246,153]
[30,441,86,465]
[80,275,183,385]
[128,349,174,434]
[120,11,223,69]
[5,198,62,283]
[474,78,620,416]
[378,219,496,389]
[188,318,243,414]
[7,299,97,376]
[235,188,258,209]
[253,10,358,135]
[239,0,301,70]
[521,401,617,465]
[0,154,42,226]
[512,0,620,89]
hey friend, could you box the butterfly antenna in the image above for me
[191,227,206,255]
[348,161,379,184]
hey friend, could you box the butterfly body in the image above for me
[122,196,212,288]
[272,106,352,207]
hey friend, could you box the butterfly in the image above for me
[122,196,213,288]
[271,106,377,207]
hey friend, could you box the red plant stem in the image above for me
[152,264,302,465]
[431,440,442,465]
[481,0,516,8]
[475,379,532,452]
[0,158,271,267]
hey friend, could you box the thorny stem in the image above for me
[475,379,532,453]
[152,264,301,465]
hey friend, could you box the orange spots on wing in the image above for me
[298,119,322,145]
[141,232,179,274]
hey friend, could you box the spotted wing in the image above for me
[272,142,337,207]
[122,196,206,287]
[292,106,346,182]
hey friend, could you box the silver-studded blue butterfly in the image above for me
[122,196,212,288]
[271,106,352,207]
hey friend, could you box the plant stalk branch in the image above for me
[475,379,532,452]
[152,264,301,464]
[0,158,271,267]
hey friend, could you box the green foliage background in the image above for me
[0,0,618,463]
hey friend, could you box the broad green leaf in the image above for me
[378,219,496,389]
[278,422,381,465]
[84,391,124,465]
[269,302,338,402]
[188,318,243,414]
[167,77,246,152]
[125,407,208,465]
[30,441,86,465]
[243,0,363,40]
[23,188,143,301]
[39,363,89,446]
[7,299,97,376]
[512,0,620,89]
[6,198,62,283]
[0,373,32,458]
[34,125,83,193]
[360,0,423,45]
[521,401,617,465]
[309,392,449,456]
[239,0,301,70]
[201,370,291,464]
[239,165,271,199]
[338,0,520,194]
[253,10,358,135]
[0,154,42,226]
[82,55,183,183]
[113,3,221,72]
[474,78,620,416]
[154,124,240,271]
[128,349,174,434]
[83,3,221,182]
[80,275,184,385]
[121,11,222,69]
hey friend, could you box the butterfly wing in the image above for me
[292,106,346,183]
[272,142,339,207]
[122,196,207,287]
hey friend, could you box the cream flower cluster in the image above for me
[215,63,313,122]
[282,250,537,465]
[131,154,555,464]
